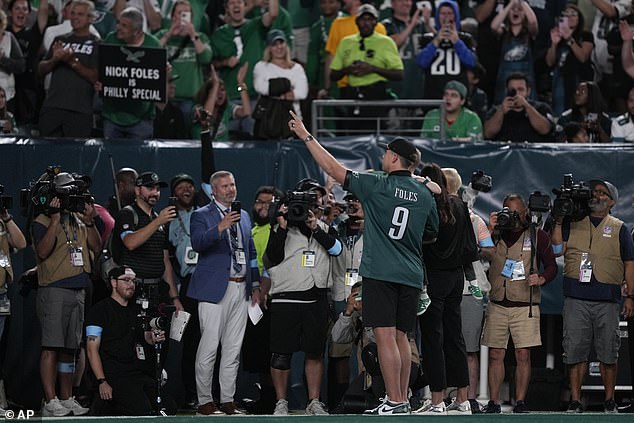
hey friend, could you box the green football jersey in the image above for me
[345,170,439,288]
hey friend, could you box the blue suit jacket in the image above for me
[187,202,259,303]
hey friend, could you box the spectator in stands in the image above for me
[8,0,48,128]
[324,0,387,103]
[0,9,25,116]
[483,193,557,414]
[551,179,634,414]
[546,4,595,116]
[556,81,611,142]
[306,0,342,99]
[91,0,118,37]
[41,0,100,93]
[38,0,99,138]
[157,0,212,128]
[466,63,489,123]
[154,73,188,139]
[191,63,251,140]
[591,0,630,112]
[211,0,279,138]
[0,86,18,134]
[610,86,634,142]
[490,0,538,104]
[472,0,505,104]
[112,0,162,33]
[382,0,428,132]
[605,2,634,114]
[484,72,554,142]
[160,0,211,37]
[253,29,308,140]
[101,7,160,140]
[421,80,482,141]
[248,0,294,51]
[416,0,476,100]
[563,121,590,143]
[276,0,319,63]
[329,3,403,133]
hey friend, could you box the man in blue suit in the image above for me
[187,170,261,416]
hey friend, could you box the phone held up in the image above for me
[231,201,241,221]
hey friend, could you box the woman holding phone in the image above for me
[545,4,594,116]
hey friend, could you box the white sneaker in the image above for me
[42,397,72,417]
[60,396,89,416]
[305,398,328,415]
[273,399,289,416]
[413,398,432,413]
[417,291,431,316]
[414,401,447,415]
[364,396,410,415]
[447,399,472,415]
[467,280,483,300]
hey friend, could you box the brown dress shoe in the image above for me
[197,401,224,415]
[220,402,244,415]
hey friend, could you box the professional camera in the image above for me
[21,166,93,216]
[495,207,521,231]
[470,170,492,193]
[551,173,591,221]
[0,184,12,210]
[283,190,318,225]
[528,191,551,213]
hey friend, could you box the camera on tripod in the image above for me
[552,173,591,221]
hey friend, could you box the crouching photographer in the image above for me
[482,193,557,414]
[86,266,176,416]
[263,189,343,415]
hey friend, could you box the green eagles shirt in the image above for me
[211,19,269,100]
[247,6,294,48]
[344,170,439,288]
[154,30,212,100]
[306,13,340,89]
[421,107,483,141]
[285,0,321,28]
[101,33,162,126]
[330,32,403,87]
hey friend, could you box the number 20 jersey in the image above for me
[345,170,438,289]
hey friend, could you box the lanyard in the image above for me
[60,214,79,249]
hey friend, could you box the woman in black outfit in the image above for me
[416,163,478,415]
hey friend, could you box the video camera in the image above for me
[278,190,319,225]
[552,173,591,221]
[20,166,94,216]
[0,184,13,210]
[471,170,492,193]
[528,191,551,214]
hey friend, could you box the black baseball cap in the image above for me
[136,171,168,188]
[378,137,420,163]
[170,173,195,193]
[296,178,327,196]
[108,266,135,280]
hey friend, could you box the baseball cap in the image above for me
[295,178,327,196]
[356,3,379,19]
[266,29,287,45]
[136,171,168,188]
[170,173,195,193]
[108,266,136,280]
[589,179,619,202]
[378,137,420,163]
[445,80,467,99]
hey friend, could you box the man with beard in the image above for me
[113,171,183,313]
[86,266,173,415]
[551,180,634,413]
[421,80,482,141]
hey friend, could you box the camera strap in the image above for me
[61,214,79,248]
[176,210,190,238]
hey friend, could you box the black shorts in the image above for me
[362,278,419,333]
[269,296,329,356]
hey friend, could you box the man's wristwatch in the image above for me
[303,134,315,143]
[97,378,107,385]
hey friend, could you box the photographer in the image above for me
[263,188,342,415]
[484,72,554,143]
[32,172,101,417]
[551,179,634,413]
[482,194,557,414]
[86,266,174,415]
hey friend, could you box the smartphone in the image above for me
[586,113,598,122]
[416,1,431,10]
[231,201,241,221]
[180,11,191,24]
[168,196,178,207]
[558,16,568,33]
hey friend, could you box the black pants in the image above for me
[339,82,389,134]
[419,267,469,392]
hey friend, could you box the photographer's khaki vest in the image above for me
[269,221,332,295]
[489,229,540,303]
[33,214,91,286]
[564,215,624,285]
[0,221,13,292]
